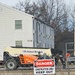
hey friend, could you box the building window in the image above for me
[36,22,40,31]
[38,23,40,32]
[15,20,22,29]
[43,25,46,34]
[15,41,22,47]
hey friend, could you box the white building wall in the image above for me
[33,18,54,49]
[51,28,54,48]
[0,3,54,60]
[0,3,33,60]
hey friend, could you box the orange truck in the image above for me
[3,47,52,70]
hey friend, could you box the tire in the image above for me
[5,59,17,70]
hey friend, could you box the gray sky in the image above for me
[65,0,75,5]
[0,0,35,6]
[0,0,26,6]
[0,0,75,6]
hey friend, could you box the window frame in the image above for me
[15,20,22,29]
[15,41,22,47]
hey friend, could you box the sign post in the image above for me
[34,59,55,75]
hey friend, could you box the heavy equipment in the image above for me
[3,47,52,70]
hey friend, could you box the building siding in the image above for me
[33,18,54,48]
[0,3,33,60]
[0,3,54,60]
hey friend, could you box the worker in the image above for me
[55,53,60,65]
[59,54,66,68]
[38,51,42,59]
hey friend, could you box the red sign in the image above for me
[34,59,54,67]
[66,53,70,58]
[34,59,55,74]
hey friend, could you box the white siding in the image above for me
[0,3,33,60]
[0,3,54,60]
[33,19,54,49]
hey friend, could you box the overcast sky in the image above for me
[0,0,35,6]
[0,0,75,6]
[65,0,75,5]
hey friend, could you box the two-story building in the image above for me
[0,3,54,60]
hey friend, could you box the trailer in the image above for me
[3,47,52,70]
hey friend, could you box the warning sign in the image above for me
[34,59,55,75]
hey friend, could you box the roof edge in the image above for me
[0,2,33,17]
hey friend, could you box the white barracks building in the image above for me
[0,3,54,60]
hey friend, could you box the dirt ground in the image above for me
[0,69,74,75]
[0,64,75,75]
[55,69,75,75]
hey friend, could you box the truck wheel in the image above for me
[5,59,17,70]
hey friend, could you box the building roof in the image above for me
[34,17,53,28]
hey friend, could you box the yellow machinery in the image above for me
[3,47,52,70]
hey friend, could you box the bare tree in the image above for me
[37,0,55,24]
[51,0,68,31]
[13,0,31,13]
[13,0,73,52]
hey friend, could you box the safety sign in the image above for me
[34,59,55,75]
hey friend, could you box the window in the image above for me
[15,20,22,29]
[15,41,22,47]
[36,22,40,31]
[43,25,46,34]
[38,23,40,32]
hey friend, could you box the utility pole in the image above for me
[74,10,75,56]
